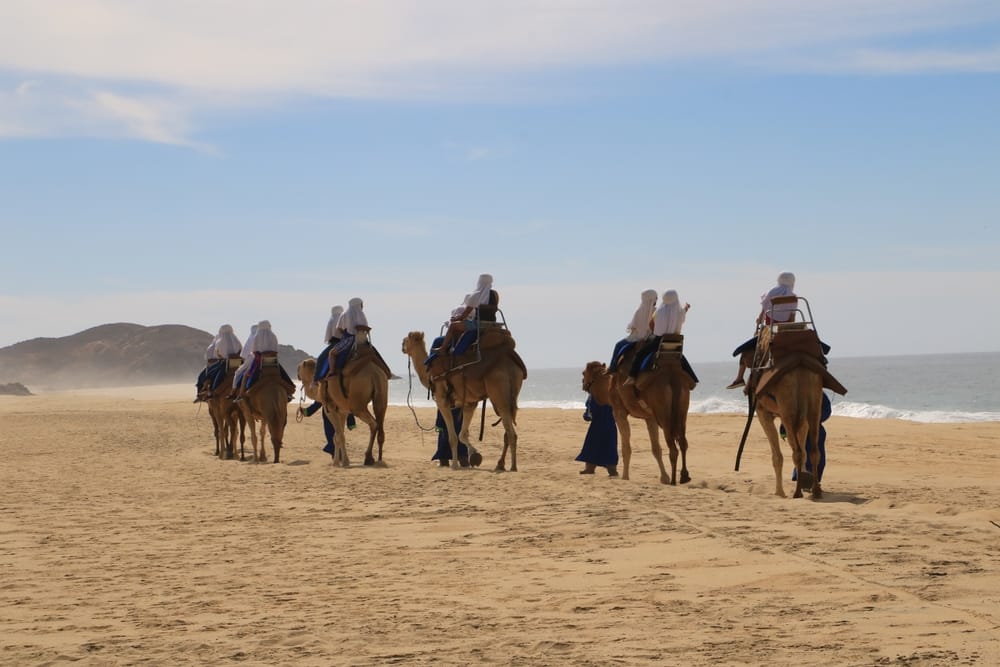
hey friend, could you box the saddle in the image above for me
[634,334,697,390]
[753,329,847,397]
[428,329,520,380]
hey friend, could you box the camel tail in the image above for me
[374,374,388,445]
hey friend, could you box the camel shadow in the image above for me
[811,489,869,505]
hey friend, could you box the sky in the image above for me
[1,0,998,370]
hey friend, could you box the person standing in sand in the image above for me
[576,377,619,477]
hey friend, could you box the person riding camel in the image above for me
[625,289,697,385]
[727,271,796,389]
[609,289,657,371]
[236,320,296,400]
[436,273,500,357]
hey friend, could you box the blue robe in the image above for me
[432,408,469,461]
[575,395,619,466]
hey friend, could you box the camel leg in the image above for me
[756,412,786,497]
[613,406,632,481]
[354,406,378,466]
[459,404,477,469]
[787,419,811,498]
[433,393,462,469]
[675,386,691,484]
[257,422,268,463]
[500,411,518,472]
[645,418,671,485]
[330,410,350,467]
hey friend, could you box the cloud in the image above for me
[2,1,998,144]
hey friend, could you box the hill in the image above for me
[0,323,309,391]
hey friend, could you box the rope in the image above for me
[406,357,437,432]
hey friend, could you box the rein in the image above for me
[405,356,437,432]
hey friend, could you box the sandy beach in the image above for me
[2,386,998,666]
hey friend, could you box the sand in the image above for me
[2,386,998,666]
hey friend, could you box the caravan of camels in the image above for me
[194,272,847,499]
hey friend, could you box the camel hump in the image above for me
[342,344,392,380]
[755,354,847,397]
[479,327,515,351]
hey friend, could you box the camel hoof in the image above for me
[680,471,691,484]
[469,451,483,468]
[494,464,505,472]
[451,460,461,470]
[793,489,803,499]
[811,485,823,500]
[364,454,375,466]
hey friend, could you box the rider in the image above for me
[437,273,499,357]
[314,305,344,382]
[240,320,296,399]
[330,298,368,374]
[609,289,657,371]
[727,272,796,389]
[626,290,697,384]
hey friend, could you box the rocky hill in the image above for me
[0,323,309,391]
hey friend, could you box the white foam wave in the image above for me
[390,397,999,423]
[832,401,1000,423]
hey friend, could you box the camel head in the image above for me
[581,361,608,392]
[296,358,321,400]
[402,331,426,356]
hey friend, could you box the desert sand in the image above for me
[2,386,998,666]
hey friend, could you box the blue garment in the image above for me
[314,341,336,381]
[424,335,446,367]
[575,395,619,467]
[452,327,478,355]
[331,334,355,371]
[432,408,469,461]
[609,338,636,371]
[787,392,832,483]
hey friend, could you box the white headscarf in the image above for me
[463,273,494,308]
[626,289,658,341]
[214,324,242,357]
[240,324,258,361]
[337,298,368,335]
[325,305,344,342]
[653,290,686,336]
[252,319,279,353]
[204,339,217,362]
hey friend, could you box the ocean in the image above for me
[388,351,1000,424]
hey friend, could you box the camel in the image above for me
[748,322,847,499]
[237,359,291,463]
[207,358,246,460]
[401,330,526,472]
[585,336,692,484]
[296,330,388,467]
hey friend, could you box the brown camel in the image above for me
[296,330,388,467]
[401,330,526,472]
[749,323,847,499]
[586,338,692,484]
[207,358,245,460]
[237,361,290,463]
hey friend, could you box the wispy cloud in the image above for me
[2,1,998,144]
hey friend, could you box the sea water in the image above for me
[388,351,1000,424]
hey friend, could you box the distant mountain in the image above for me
[0,323,310,391]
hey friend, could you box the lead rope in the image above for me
[406,357,437,432]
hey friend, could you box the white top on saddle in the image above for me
[204,341,217,362]
[626,289,658,342]
[252,320,279,353]
[337,298,368,335]
[653,291,686,336]
[325,305,344,342]
[761,284,796,322]
[214,325,242,357]
[463,274,493,307]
